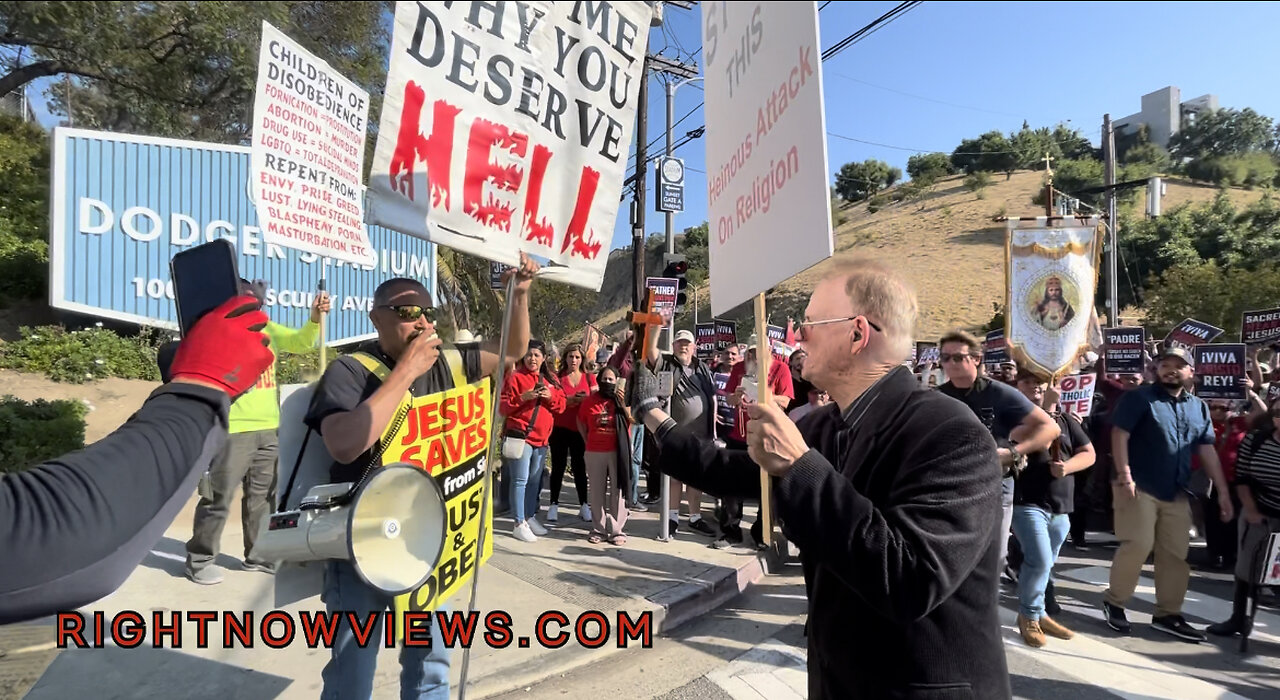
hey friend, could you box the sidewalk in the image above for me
[3,485,772,700]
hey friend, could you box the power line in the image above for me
[821,1,922,62]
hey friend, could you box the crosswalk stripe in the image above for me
[706,637,808,700]
[1058,565,1280,645]
[999,607,1250,699]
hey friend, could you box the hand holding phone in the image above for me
[170,239,242,337]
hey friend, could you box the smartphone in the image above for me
[170,239,241,337]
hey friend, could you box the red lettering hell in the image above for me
[390,81,459,208]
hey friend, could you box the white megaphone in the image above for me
[251,463,448,595]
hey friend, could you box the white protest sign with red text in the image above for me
[368,1,651,292]
[1057,373,1097,417]
[701,2,834,316]
[251,21,374,267]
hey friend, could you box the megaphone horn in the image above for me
[251,463,448,596]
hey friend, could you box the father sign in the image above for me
[1104,326,1146,374]
[1192,343,1247,401]
[702,1,834,316]
[251,21,374,267]
[369,1,650,292]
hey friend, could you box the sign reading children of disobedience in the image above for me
[251,21,374,267]
[701,2,834,316]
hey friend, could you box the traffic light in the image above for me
[663,253,688,314]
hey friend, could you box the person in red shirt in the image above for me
[716,340,794,549]
[500,340,566,543]
[549,343,597,524]
[1196,390,1267,568]
[578,367,634,545]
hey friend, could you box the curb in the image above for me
[464,551,770,699]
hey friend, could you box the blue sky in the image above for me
[22,1,1280,256]
[607,0,1280,252]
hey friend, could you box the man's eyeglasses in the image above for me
[797,315,883,339]
[379,304,436,323]
[939,352,973,363]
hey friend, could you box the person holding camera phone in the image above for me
[500,339,566,542]
[549,343,596,523]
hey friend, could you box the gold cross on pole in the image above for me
[1042,152,1055,183]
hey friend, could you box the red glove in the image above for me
[170,295,273,397]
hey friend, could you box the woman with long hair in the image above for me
[1208,401,1280,637]
[549,343,595,523]
[577,366,633,545]
[499,340,565,543]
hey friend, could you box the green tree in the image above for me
[1,1,391,172]
[1168,107,1278,161]
[0,113,50,301]
[964,171,992,198]
[1144,260,1280,339]
[1010,122,1061,170]
[1053,123,1097,160]
[951,130,1017,179]
[906,152,953,182]
[835,159,894,202]
[680,222,709,287]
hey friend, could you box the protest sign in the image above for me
[714,318,738,351]
[915,342,939,366]
[983,329,1009,365]
[696,322,717,359]
[1164,318,1224,351]
[390,377,493,640]
[1104,327,1146,374]
[489,261,511,290]
[1242,307,1280,347]
[582,323,607,365]
[1057,373,1097,417]
[1264,534,1280,586]
[1268,383,1280,407]
[647,277,679,325]
[702,2,833,316]
[1005,217,1102,378]
[1192,343,1247,400]
[251,21,373,267]
[368,1,650,292]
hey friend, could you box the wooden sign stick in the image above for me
[754,293,775,550]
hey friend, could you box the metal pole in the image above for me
[459,271,520,700]
[631,59,649,312]
[316,277,327,370]
[1104,114,1119,328]
[665,79,675,257]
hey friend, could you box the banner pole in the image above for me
[459,269,519,700]
[754,293,774,550]
[317,277,327,371]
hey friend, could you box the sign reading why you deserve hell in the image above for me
[1193,343,1247,401]
[702,1,834,316]
[251,21,374,267]
[49,128,435,346]
[1104,326,1146,374]
[1242,307,1280,347]
[368,1,651,292]
[387,378,494,640]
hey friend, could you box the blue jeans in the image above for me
[628,425,644,503]
[504,442,547,523]
[320,560,451,700]
[1011,505,1070,620]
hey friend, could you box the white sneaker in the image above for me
[512,522,537,542]
[580,504,592,522]
[527,518,548,536]
[547,504,559,522]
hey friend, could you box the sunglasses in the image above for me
[939,352,973,363]
[379,304,436,323]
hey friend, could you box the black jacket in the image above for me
[652,366,1010,699]
[0,383,228,624]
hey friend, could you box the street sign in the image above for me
[656,155,685,213]
[49,127,436,346]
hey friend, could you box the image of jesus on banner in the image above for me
[1028,274,1079,332]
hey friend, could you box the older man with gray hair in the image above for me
[627,257,1010,699]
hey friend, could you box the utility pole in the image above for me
[1103,114,1119,328]
[630,57,649,312]
[648,54,700,257]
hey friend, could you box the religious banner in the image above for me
[1005,217,1102,378]
[1192,343,1247,400]
[387,377,493,641]
[1164,318,1224,352]
[695,322,717,359]
[368,1,651,292]
[1242,307,1280,347]
[1104,327,1146,374]
[582,323,607,366]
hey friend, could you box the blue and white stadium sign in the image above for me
[49,127,437,346]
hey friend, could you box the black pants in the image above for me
[716,438,749,541]
[186,430,278,570]
[548,427,588,506]
[1203,488,1241,566]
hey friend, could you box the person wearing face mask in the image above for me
[578,366,634,545]
[1101,346,1234,643]
[500,339,567,543]
[302,255,540,700]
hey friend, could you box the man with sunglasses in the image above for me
[303,254,540,700]
[936,330,1061,586]
[626,258,1011,699]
